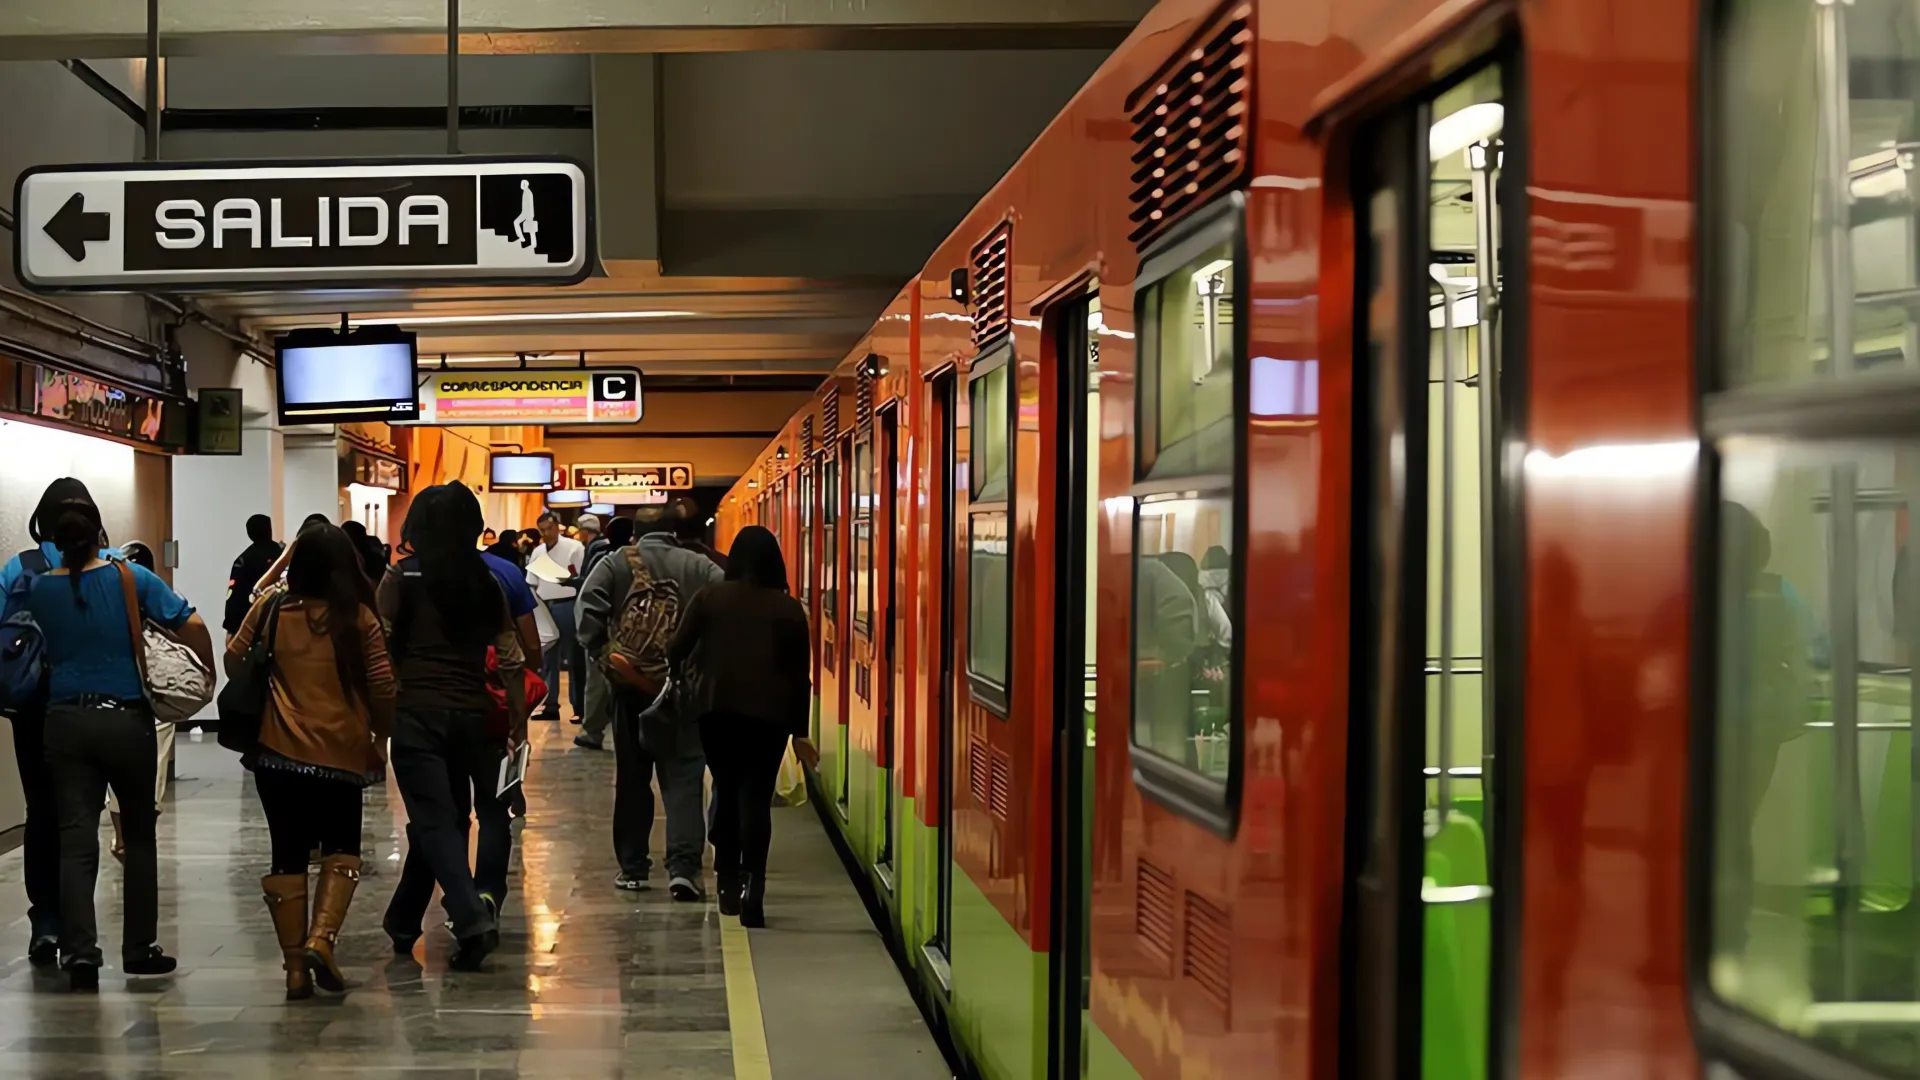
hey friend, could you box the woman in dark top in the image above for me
[668,525,818,927]
[376,483,528,969]
[28,491,213,990]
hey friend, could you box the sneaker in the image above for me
[122,945,177,976]
[536,711,561,722]
[28,933,57,968]
[572,734,603,751]
[614,872,648,892]
[67,963,98,993]
[668,877,703,903]
[480,893,502,951]
[450,932,494,972]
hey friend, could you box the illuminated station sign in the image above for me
[410,368,641,426]
[572,462,694,492]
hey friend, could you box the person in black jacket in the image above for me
[225,515,283,636]
[666,525,818,927]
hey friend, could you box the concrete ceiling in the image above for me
[141,46,1117,386]
[0,0,1152,58]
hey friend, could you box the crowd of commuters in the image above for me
[0,476,818,994]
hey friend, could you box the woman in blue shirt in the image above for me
[28,487,212,991]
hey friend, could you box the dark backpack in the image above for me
[0,550,51,713]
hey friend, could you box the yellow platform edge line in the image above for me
[721,914,774,1080]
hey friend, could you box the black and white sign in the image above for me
[13,157,590,291]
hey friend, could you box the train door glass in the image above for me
[840,434,855,813]
[928,369,959,980]
[1700,1,1920,1075]
[1048,292,1100,1080]
[1351,57,1515,1080]
[878,405,900,881]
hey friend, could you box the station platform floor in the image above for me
[0,719,950,1079]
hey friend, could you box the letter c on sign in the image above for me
[599,375,630,400]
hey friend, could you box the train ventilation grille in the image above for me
[822,385,841,441]
[1183,891,1232,1014]
[1125,1,1253,248]
[802,415,815,457]
[1136,860,1176,964]
[988,749,1013,821]
[970,223,1012,352]
[968,739,992,809]
[856,369,875,432]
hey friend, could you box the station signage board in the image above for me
[13,157,590,291]
[572,462,694,492]
[16,363,185,448]
[408,368,641,426]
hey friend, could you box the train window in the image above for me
[1702,0,1920,1074]
[1129,193,1243,829]
[971,347,1012,502]
[799,466,813,605]
[823,454,840,620]
[1139,234,1235,479]
[968,511,1010,710]
[1131,492,1234,780]
[854,519,874,636]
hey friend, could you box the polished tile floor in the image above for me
[0,720,748,1079]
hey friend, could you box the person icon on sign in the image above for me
[513,179,540,249]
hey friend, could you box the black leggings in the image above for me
[699,712,792,882]
[253,769,363,875]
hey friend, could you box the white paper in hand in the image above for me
[526,548,569,584]
[496,742,531,798]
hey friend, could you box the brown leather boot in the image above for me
[261,874,312,1001]
[303,855,361,993]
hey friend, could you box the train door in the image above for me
[928,368,959,981]
[1047,289,1100,1079]
[1347,52,1520,1080]
[839,432,856,815]
[877,402,901,882]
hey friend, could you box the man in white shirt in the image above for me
[527,511,588,720]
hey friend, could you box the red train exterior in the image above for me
[711,0,1862,1075]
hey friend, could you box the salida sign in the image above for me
[13,157,589,290]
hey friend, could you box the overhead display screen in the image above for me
[488,451,556,491]
[276,325,419,425]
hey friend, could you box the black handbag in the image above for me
[215,594,286,754]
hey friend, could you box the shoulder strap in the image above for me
[115,561,149,685]
[624,543,654,586]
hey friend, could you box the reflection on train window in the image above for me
[799,468,813,605]
[1711,441,1920,1071]
[854,519,874,636]
[856,437,874,515]
[971,360,1010,502]
[1131,493,1234,779]
[968,511,1010,703]
[823,456,840,621]
[1140,236,1234,478]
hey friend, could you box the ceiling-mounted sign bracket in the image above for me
[13,155,592,292]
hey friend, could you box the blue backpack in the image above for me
[0,549,50,713]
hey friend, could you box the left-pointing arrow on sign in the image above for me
[43,193,111,262]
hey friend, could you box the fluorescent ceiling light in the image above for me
[1429,102,1504,161]
[364,310,698,328]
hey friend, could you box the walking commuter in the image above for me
[666,526,817,926]
[104,541,176,866]
[379,483,529,969]
[225,515,283,636]
[526,512,585,721]
[26,485,214,988]
[577,519,722,895]
[341,519,390,584]
[575,516,633,751]
[252,514,331,605]
[226,524,395,999]
[673,517,728,571]
[385,537,545,923]
[0,478,128,967]
[487,529,526,569]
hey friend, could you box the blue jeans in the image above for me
[540,598,577,717]
[384,707,504,940]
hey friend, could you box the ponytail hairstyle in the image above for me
[50,500,105,606]
[397,482,503,647]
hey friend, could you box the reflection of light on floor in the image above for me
[532,916,561,954]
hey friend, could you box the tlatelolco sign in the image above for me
[406,369,642,426]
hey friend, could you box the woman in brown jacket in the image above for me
[226,523,395,1000]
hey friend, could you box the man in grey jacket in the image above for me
[576,519,724,899]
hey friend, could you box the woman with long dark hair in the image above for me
[23,485,212,989]
[377,483,529,968]
[666,525,816,927]
[227,523,395,999]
